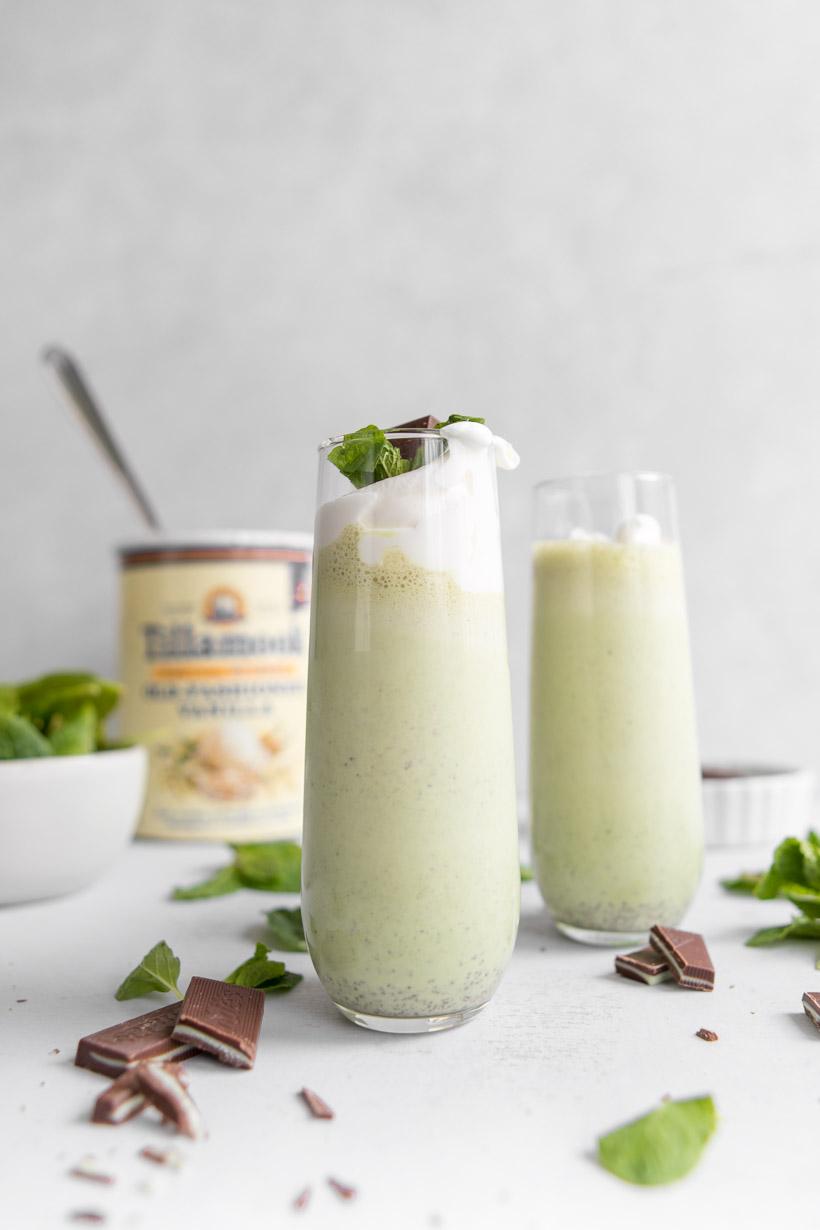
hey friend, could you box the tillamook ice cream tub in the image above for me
[119,532,311,841]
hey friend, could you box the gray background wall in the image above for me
[3,1,820,789]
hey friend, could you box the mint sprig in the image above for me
[597,1096,717,1186]
[265,906,307,953]
[724,833,820,955]
[327,415,488,489]
[225,942,303,993]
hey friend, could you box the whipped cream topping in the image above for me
[317,422,518,594]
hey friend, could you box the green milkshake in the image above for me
[530,507,703,942]
[302,422,520,1031]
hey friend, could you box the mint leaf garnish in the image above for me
[265,906,307,952]
[756,834,820,898]
[115,941,183,1001]
[436,414,486,428]
[597,1096,717,1186]
[173,866,244,900]
[172,842,301,900]
[224,942,302,992]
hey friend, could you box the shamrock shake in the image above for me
[530,478,703,943]
[302,421,520,1031]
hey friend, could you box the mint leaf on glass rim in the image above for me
[265,906,307,952]
[597,1096,717,1186]
[224,942,302,993]
[436,414,486,428]
[115,941,183,1001]
[327,425,386,489]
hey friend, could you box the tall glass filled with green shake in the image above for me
[530,472,703,946]
[302,418,521,1032]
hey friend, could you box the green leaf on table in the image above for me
[597,1096,717,1186]
[265,906,307,952]
[47,701,97,756]
[0,713,52,760]
[115,941,183,1000]
[520,865,534,883]
[172,865,244,900]
[746,916,820,947]
[720,872,762,895]
[232,841,302,892]
[171,842,301,901]
[224,942,302,993]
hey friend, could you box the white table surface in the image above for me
[2,839,817,1229]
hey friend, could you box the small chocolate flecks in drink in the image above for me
[328,1177,357,1201]
[293,1188,311,1211]
[300,1088,334,1120]
[696,1028,719,1042]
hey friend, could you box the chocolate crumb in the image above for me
[293,1187,311,1211]
[49,1048,60,1055]
[300,1088,334,1120]
[69,1160,115,1185]
[139,1146,183,1169]
[16,998,27,1003]
[696,1028,719,1042]
[328,1177,357,1201]
[68,1214,106,1224]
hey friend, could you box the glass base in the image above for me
[556,921,648,948]
[333,1000,488,1034]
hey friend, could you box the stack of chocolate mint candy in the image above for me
[75,978,265,1138]
[614,925,715,992]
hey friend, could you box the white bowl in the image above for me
[702,764,816,848]
[0,745,148,905]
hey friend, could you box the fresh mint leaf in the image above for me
[224,942,302,992]
[784,886,820,918]
[0,685,18,716]
[720,872,763,895]
[115,941,183,1001]
[756,835,820,898]
[232,841,302,892]
[0,714,52,760]
[597,1096,717,1186]
[265,906,307,952]
[172,866,244,900]
[374,440,411,481]
[436,414,486,428]
[746,916,820,947]
[520,865,534,883]
[47,701,97,756]
[327,426,385,489]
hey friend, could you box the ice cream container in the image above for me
[119,531,311,841]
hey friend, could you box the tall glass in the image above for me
[302,429,520,1032]
[530,473,703,945]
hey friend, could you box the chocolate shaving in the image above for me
[69,1160,116,1185]
[695,1028,719,1042]
[49,1048,60,1055]
[68,1214,106,1225]
[293,1187,311,1211]
[16,998,27,1003]
[328,1177,357,1201]
[300,1088,334,1120]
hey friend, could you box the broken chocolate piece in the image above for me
[172,977,264,1069]
[649,925,715,991]
[695,1028,719,1042]
[614,947,672,986]
[75,1004,198,1077]
[387,415,441,461]
[802,991,820,1030]
[68,1213,106,1225]
[300,1088,334,1120]
[293,1188,311,1211]
[139,1146,184,1168]
[135,1063,205,1140]
[92,1070,146,1126]
[69,1159,116,1184]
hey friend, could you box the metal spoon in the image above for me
[41,345,162,533]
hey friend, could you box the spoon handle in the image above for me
[42,346,163,533]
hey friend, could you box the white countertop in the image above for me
[2,840,817,1229]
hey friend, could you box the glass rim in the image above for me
[318,428,445,451]
[534,469,673,491]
